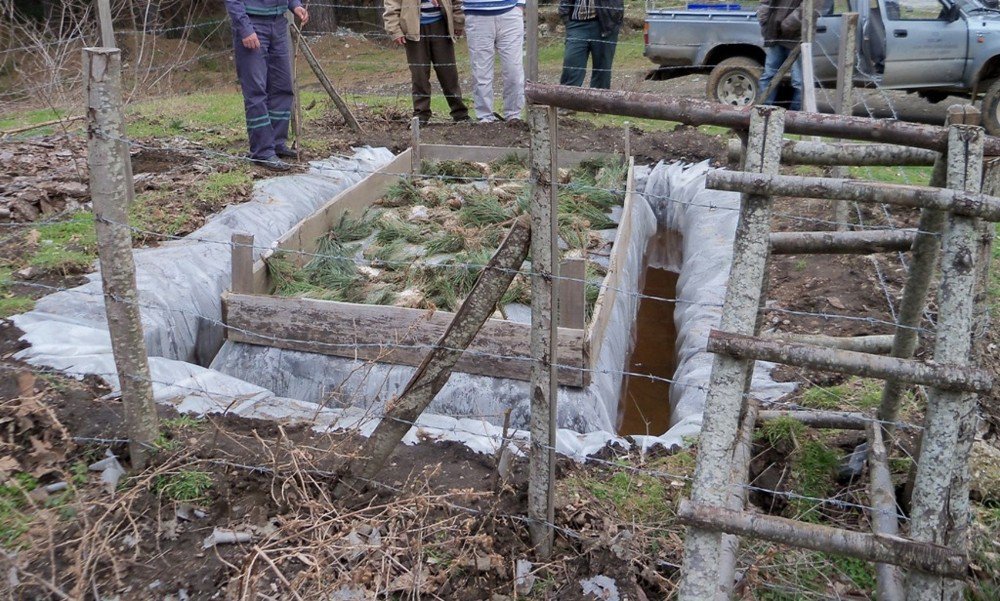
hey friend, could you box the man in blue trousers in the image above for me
[558,0,624,89]
[225,0,309,171]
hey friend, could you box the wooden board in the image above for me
[586,158,636,368]
[249,150,413,293]
[224,292,587,387]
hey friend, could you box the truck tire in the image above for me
[706,57,762,107]
[982,80,1000,137]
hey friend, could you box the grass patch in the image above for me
[0,473,38,549]
[849,165,933,186]
[153,470,213,502]
[798,377,898,412]
[757,416,806,448]
[29,212,98,274]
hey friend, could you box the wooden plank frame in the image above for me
[223,145,634,389]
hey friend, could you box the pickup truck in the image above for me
[643,0,1000,134]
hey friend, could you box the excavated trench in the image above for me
[11,152,796,457]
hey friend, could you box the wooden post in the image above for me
[905,124,984,601]
[231,233,255,295]
[557,258,585,330]
[84,48,158,468]
[678,106,785,601]
[726,138,938,166]
[527,105,559,558]
[769,229,916,254]
[525,0,539,82]
[759,46,801,105]
[332,216,532,498]
[97,0,115,48]
[293,24,363,134]
[832,12,859,230]
[411,117,421,175]
[717,401,759,599]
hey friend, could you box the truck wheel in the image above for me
[982,80,1000,137]
[706,57,763,107]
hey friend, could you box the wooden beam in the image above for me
[706,170,1000,220]
[677,501,968,578]
[727,139,938,167]
[769,230,916,255]
[411,117,421,174]
[758,409,869,430]
[524,83,1000,155]
[707,330,993,393]
[224,293,587,387]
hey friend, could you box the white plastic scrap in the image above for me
[88,449,125,494]
[580,575,620,601]
[202,527,254,549]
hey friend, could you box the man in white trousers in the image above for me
[464,0,525,122]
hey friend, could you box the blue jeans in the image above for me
[758,44,802,111]
[559,19,619,89]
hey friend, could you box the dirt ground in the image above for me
[2,81,999,598]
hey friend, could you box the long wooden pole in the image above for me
[525,0,539,82]
[524,83,1000,155]
[678,106,785,601]
[832,12,859,230]
[527,105,559,558]
[866,423,904,601]
[97,0,116,48]
[84,47,158,468]
[293,23,363,134]
[331,215,532,497]
[726,138,938,167]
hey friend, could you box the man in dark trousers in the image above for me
[757,0,805,110]
[225,0,309,171]
[558,0,624,89]
[384,0,470,125]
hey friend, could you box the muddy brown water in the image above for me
[617,265,678,436]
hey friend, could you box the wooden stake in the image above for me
[557,258,585,330]
[331,215,532,498]
[758,409,869,430]
[832,12,859,230]
[623,121,631,162]
[293,24,363,134]
[527,105,559,558]
[525,0,539,82]
[287,13,303,156]
[84,48,158,468]
[97,0,115,48]
[678,106,785,601]
[905,124,984,601]
[717,401,759,598]
[231,233,255,295]
[759,46,801,105]
[762,332,896,354]
[866,423,904,601]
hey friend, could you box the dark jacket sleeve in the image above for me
[558,0,574,19]
[224,0,255,40]
[596,0,624,35]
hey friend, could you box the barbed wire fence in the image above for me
[1,2,997,599]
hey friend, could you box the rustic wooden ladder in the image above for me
[676,105,996,601]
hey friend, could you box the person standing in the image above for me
[464,0,524,122]
[558,0,624,89]
[756,0,805,110]
[225,0,308,171]
[385,0,471,125]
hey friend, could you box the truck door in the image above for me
[882,0,968,86]
[812,0,862,82]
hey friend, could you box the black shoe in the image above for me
[255,156,292,172]
[274,146,298,159]
[453,115,471,123]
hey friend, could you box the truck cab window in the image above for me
[884,0,953,19]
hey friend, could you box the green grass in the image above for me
[29,212,98,274]
[153,470,213,502]
[848,165,934,186]
[0,473,38,549]
[757,416,806,448]
[0,268,34,318]
[788,439,841,522]
[798,377,894,412]
[0,107,75,137]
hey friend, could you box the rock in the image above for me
[515,559,535,595]
[446,197,463,210]
[580,575,620,601]
[408,205,430,221]
[838,442,868,480]
[970,440,1000,502]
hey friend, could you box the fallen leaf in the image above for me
[827,296,846,310]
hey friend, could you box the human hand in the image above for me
[242,32,260,49]
[394,35,406,45]
[294,6,309,25]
